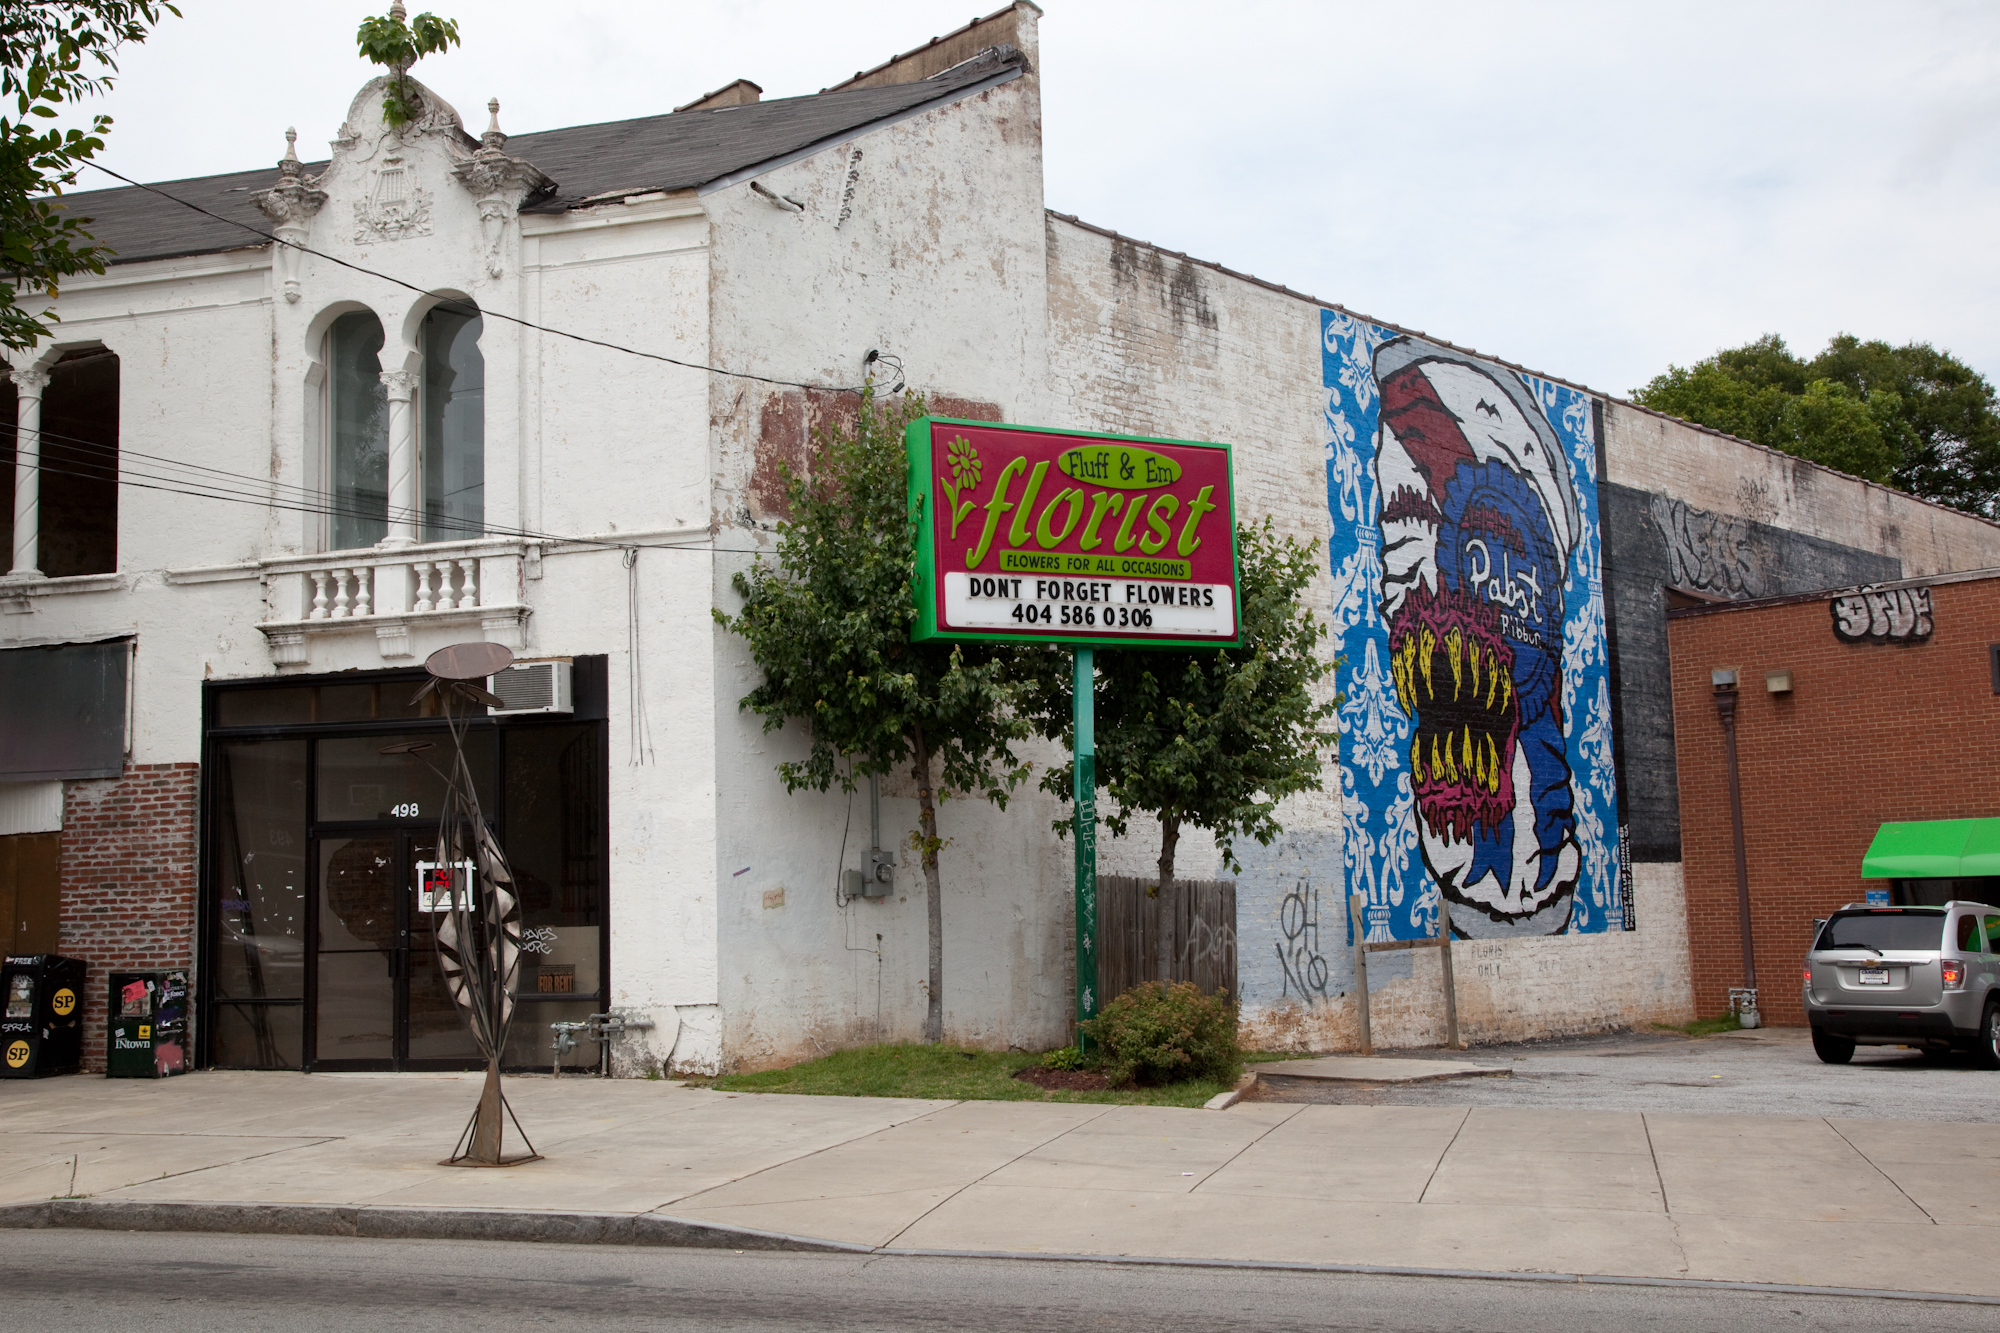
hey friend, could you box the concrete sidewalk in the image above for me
[4,1070,1999,1300]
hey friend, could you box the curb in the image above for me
[3,1198,1996,1306]
[0,1200,867,1254]
[1203,1071,1258,1110]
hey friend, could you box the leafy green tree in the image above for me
[0,1,179,351]
[1021,519,1339,975]
[715,387,1037,1044]
[355,3,460,129]
[1634,333,2000,515]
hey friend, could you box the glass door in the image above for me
[312,830,480,1070]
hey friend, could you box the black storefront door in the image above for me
[312,829,481,1070]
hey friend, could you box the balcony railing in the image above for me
[256,537,531,665]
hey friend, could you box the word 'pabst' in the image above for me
[909,418,1241,647]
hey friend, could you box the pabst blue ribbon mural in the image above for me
[1323,311,1621,940]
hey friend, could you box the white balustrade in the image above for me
[295,551,486,622]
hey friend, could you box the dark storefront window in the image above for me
[200,661,608,1072]
[209,739,307,1068]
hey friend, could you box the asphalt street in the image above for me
[0,1231,1981,1333]
[1249,1027,2000,1119]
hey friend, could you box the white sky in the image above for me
[61,0,2000,399]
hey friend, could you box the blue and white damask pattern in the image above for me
[1323,310,1621,941]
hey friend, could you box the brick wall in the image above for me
[59,763,199,1071]
[1667,578,2000,1026]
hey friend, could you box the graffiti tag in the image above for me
[1275,879,1331,1004]
[1830,585,1933,643]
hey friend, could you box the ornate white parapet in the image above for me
[256,536,530,669]
[449,100,553,278]
[251,129,328,304]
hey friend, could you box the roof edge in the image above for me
[1044,209,2000,534]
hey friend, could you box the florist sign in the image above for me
[907,418,1240,646]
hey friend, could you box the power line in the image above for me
[7,448,768,558]
[80,161,893,396]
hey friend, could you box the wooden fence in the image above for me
[1096,874,1237,1005]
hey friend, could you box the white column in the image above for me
[8,366,50,578]
[380,369,418,546]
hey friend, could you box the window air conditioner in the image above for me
[487,660,573,715]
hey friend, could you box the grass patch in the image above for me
[1244,1050,1323,1064]
[699,1042,1237,1108]
[1653,1013,1744,1038]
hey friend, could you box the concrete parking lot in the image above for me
[1249,1026,2000,1120]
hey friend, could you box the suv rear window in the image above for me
[1817,911,1946,952]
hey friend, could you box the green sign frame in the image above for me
[906,416,1243,650]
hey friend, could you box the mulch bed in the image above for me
[1013,1066,1111,1092]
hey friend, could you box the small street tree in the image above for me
[0,1,180,350]
[1022,519,1339,976]
[715,388,1038,1044]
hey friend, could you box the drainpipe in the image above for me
[1712,670,1758,1009]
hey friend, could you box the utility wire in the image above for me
[81,161,879,395]
[3,423,784,556]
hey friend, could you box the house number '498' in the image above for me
[392,802,420,818]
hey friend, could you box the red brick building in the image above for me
[1667,571,2000,1026]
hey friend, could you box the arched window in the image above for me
[326,311,388,550]
[420,304,483,542]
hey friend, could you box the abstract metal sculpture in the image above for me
[400,640,539,1166]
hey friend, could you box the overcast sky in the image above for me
[62,0,2000,399]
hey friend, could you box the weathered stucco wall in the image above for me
[702,21,1076,1069]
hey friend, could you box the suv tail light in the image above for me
[1942,959,1967,991]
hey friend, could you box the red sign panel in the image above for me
[907,418,1240,646]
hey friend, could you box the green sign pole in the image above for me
[1073,646,1097,1049]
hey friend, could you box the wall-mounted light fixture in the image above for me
[1766,669,1794,694]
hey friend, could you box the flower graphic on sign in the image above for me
[940,435,981,537]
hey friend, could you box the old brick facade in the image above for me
[58,763,199,1070]
[1667,575,2000,1026]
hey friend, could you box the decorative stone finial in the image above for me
[483,98,506,151]
[279,127,300,179]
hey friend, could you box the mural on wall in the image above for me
[1323,313,1621,941]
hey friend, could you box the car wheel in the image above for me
[1812,1029,1856,1065]
[1976,1001,2000,1071]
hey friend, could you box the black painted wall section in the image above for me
[1602,482,1901,862]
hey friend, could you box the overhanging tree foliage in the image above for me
[715,387,1037,1044]
[0,1,179,351]
[1022,519,1340,974]
[1634,333,2000,516]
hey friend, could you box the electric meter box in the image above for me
[1,954,86,1078]
[107,969,190,1079]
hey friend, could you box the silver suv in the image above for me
[1804,901,2000,1066]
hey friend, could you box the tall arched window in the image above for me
[327,311,388,550]
[420,305,483,542]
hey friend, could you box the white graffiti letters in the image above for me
[1830,585,1933,643]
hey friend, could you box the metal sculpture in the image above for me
[398,640,539,1166]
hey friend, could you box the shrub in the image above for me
[1040,1045,1088,1071]
[1080,981,1240,1087]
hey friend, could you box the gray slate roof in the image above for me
[58,52,1021,267]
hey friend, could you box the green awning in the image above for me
[1861,819,2000,879]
